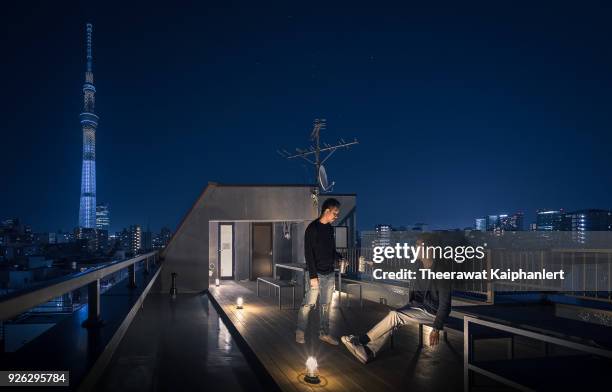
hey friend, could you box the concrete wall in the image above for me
[291,221,307,264]
[272,222,293,265]
[234,222,250,281]
[209,221,218,282]
[160,184,319,293]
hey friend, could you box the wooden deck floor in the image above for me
[208,280,465,392]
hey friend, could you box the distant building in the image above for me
[475,213,523,231]
[159,227,172,246]
[142,229,152,251]
[21,256,53,269]
[1,218,20,228]
[107,233,118,251]
[0,257,56,291]
[55,231,73,244]
[374,224,392,247]
[475,218,486,231]
[23,225,33,242]
[536,210,564,231]
[499,213,524,231]
[411,223,429,232]
[74,227,98,253]
[153,227,172,249]
[96,203,110,231]
[0,269,34,290]
[562,209,612,231]
[33,232,56,245]
[120,225,142,255]
[486,215,499,231]
[1,218,29,240]
[118,229,129,251]
[96,229,108,252]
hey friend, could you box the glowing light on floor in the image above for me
[304,356,320,384]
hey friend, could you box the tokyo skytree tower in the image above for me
[78,23,99,228]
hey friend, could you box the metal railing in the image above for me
[0,251,159,327]
[341,247,612,304]
[340,247,414,290]
[489,248,612,301]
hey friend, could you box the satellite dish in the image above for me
[318,165,335,192]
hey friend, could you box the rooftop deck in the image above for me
[208,280,466,392]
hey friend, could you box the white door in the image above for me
[219,224,233,278]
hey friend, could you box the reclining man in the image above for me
[341,233,451,363]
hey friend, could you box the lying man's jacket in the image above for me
[397,262,452,330]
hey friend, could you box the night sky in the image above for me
[2,1,612,234]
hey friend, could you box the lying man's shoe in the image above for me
[295,330,305,344]
[319,334,339,346]
[341,335,372,364]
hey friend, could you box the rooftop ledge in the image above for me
[0,262,161,391]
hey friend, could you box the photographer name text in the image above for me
[373,268,565,281]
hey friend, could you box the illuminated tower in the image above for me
[78,23,99,228]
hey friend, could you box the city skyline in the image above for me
[2,5,612,391]
[2,2,612,233]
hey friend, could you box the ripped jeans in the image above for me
[296,272,336,335]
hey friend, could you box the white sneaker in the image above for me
[341,335,371,364]
[296,330,305,344]
[319,334,339,346]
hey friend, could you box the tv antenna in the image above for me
[278,119,359,198]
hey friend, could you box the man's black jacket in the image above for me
[304,219,341,279]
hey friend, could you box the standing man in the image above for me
[296,197,343,345]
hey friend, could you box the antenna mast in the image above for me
[279,119,359,199]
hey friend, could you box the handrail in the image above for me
[0,251,158,321]
[550,248,612,253]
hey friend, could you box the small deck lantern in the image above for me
[215,278,220,287]
[304,356,320,384]
[236,297,244,309]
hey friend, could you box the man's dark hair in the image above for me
[320,198,341,215]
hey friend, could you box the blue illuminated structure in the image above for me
[78,23,99,229]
